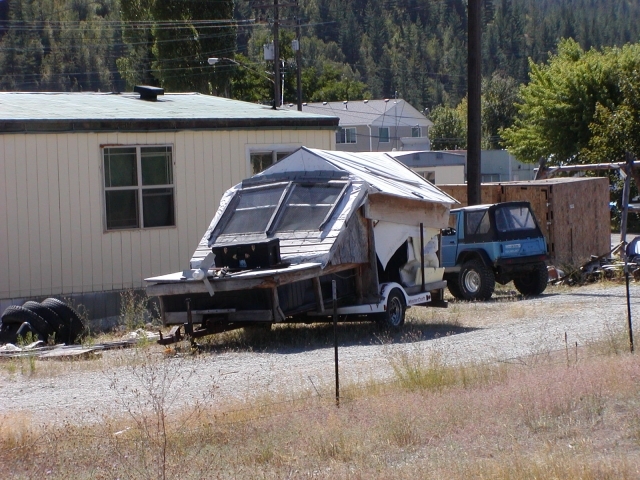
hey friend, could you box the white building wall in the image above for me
[1,128,333,300]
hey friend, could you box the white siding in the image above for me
[0,128,332,299]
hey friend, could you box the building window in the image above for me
[336,127,357,144]
[103,146,174,230]
[412,126,421,138]
[420,171,435,184]
[250,150,293,175]
[378,127,390,143]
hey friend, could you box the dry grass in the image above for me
[2,339,640,479]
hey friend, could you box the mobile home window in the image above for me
[250,150,293,175]
[103,146,174,230]
[378,127,390,143]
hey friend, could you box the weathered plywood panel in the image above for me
[438,184,502,206]
[366,194,450,229]
[443,178,610,266]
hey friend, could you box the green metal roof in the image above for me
[0,91,339,133]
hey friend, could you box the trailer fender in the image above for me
[380,282,432,308]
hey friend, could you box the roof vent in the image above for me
[134,85,164,101]
[323,101,328,105]
[363,99,368,103]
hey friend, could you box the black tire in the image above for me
[456,259,495,301]
[41,298,85,344]
[0,305,54,340]
[22,301,70,344]
[446,274,464,300]
[0,322,20,344]
[378,288,406,330]
[514,262,548,296]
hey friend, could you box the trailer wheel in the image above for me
[446,274,464,299]
[41,298,85,344]
[457,259,495,301]
[378,289,406,330]
[514,262,548,296]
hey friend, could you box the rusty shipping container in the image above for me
[439,177,610,266]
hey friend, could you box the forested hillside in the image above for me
[0,0,639,112]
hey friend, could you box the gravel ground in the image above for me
[1,281,638,426]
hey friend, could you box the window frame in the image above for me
[378,127,390,143]
[247,145,298,175]
[102,144,175,231]
[336,127,357,144]
[210,180,350,244]
[411,126,421,138]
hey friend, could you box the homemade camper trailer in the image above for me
[145,148,458,343]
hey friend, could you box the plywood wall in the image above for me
[0,128,333,300]
[439,178,611,266]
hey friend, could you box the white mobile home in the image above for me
[0,89,338,324]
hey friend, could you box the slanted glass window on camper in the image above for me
[220,184,287,235]
[214,181,348,240]
[275,184,345,232]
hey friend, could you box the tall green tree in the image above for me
[501,39,638,165]
[429,103,467,150]
[481,72,519,149]
[150,0,235,93]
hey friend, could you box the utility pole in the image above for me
[295,18,302,111]
[273,0,281,109]
[253,0,300,109]
[467,0,482,205]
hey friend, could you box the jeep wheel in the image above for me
[377,289,406,330]
[457,259,495,301]
[514,262,548,296]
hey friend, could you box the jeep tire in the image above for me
[514,262,548,296]
[456,259,495,301]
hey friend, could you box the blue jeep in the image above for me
[441,201,548,300]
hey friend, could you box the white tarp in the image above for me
[373,221,440,270]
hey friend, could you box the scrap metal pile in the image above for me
[549,238,640,285]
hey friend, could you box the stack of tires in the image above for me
[0,298,85,345]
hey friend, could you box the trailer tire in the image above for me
[378,289,406,330]
[446,275,464,299]
[0,305,54,340]
[41,298,85,344]
[457,259,495,301]
[514,262,548,296]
